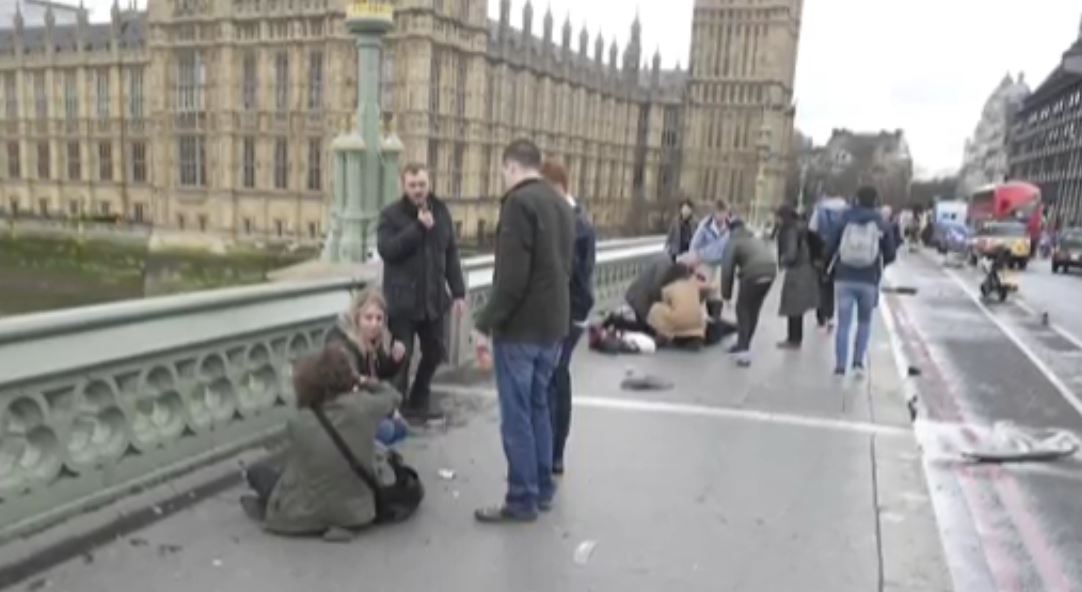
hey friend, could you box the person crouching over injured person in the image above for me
[239,345,423,541]
[646,264,710,346]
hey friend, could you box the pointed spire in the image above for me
[562,13,572,51]
[594,31,604,64]
[609,39,619,70]
[543,3,553,44]
[111,0,122,24]
[523,0,534,38]
[579,24,589,56]
[13,0,24,34]
[653,47,662,70]
[45,3,56,30]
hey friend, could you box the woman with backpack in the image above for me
[775,204,820,349]
[829,187,898,375]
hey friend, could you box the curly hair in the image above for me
[292,345,357,409]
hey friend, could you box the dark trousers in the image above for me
[787,315,804,344]
[549,325,584,468]
[817,273,836,325]
[246,465,281,511]
[736,279,773,351]
[389,316,446,412]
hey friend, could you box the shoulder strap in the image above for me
[311,405,385,509]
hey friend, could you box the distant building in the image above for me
[0,0,85,28]
[801,129,913,208]
[0,0,803,247]
[1008,15,1082,225]
[959,73,1030,197]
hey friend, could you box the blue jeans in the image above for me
[835,281,879,370]
[549,326,584,468]
[493,340,560,516]
[376,417,408,447]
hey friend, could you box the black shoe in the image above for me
[552,461,565,476]
[728,345,747,355]
[402,407,445,425]
[240,495,265,522]
[474,505,538,524]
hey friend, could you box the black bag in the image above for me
[312,406,424,524]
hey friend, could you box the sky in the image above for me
[78,0,1082,179]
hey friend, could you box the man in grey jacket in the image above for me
[473,139,575,523]
[721,218,777,366]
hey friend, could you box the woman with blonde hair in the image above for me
[326,288,407,381]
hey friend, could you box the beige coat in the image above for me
[647,279,707,339]
[263,384,401,535]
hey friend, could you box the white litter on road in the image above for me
[573,540,598,565]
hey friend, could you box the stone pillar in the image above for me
[322,2,396,263]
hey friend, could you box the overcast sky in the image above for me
[80,0,1082,178]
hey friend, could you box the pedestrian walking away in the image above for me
[809,195,848,328]
[828,186,898,375]
[720,217,777,367]
[377,163,466,424]
[540,160,597,476]
[666,198,697,257]
[775,204,819,349]
[472,139,576,524]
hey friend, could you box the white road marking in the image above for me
[435,384,912,438]
[1012,297,1082,351]
[943,267,1082,420]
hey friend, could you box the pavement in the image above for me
[882,250,1082,592]
[8,289,951,592]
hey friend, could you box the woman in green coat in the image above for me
[241,344,402,541]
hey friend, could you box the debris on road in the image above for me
[956,421,1082,464]
[573,540,598,565]
[620,368,673,391]
[907,366,923,377]
[157,544,183,557]
[211,559,224,568]
[883,285,919,296]
[129,537,148,548]
[437,468,456,481]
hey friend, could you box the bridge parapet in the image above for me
[0,236,662,541]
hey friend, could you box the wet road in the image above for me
[884,252,1082,591]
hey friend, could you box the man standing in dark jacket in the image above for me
[473,139,575,523]
[540,160,596,476]
[377,163,466,423]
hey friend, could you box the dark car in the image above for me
[1052,229,1082,274]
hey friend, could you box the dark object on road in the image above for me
[620,370,674,391]
[962,444,1079,464]
[1041,312,1050,327]
[907,366,922,377]
[882,285,919,295]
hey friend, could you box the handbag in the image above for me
[312,406,424,524]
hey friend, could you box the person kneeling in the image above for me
[240,345,423,541]
[646,267,709,348]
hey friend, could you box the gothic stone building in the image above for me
[1008,17,1082,226]
[0,0,802,246]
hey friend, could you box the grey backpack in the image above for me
[838,221,882,267]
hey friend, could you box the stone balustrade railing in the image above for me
[0,236,663,541]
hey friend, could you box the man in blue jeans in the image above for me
[472,139,576,523]
[828,186,897,375]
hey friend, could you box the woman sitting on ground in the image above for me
[240,344,414,541]
[326,289,410,445]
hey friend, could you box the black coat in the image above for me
[475,178,575,342]
[377,195,466,321]
[570,206,597,323]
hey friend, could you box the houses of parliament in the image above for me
[0,0,802,246]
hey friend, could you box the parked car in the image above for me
[969,221,1031,270]
[1052,228,1082,274]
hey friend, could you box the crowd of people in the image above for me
[237,138,597,535]
[235,135,901,538]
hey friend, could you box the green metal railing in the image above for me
[0,237,662,541]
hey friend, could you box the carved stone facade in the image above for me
[801,129,914,208]
[0,0,803,246]
[682,0,802,221]
[959,73,1030,197]
[1008,17,1082,225]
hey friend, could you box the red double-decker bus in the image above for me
[968,181,1043,244]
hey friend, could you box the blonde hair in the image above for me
[342,288,392,356]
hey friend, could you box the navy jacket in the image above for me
[569,205,597,323]
[828,206,898,285]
